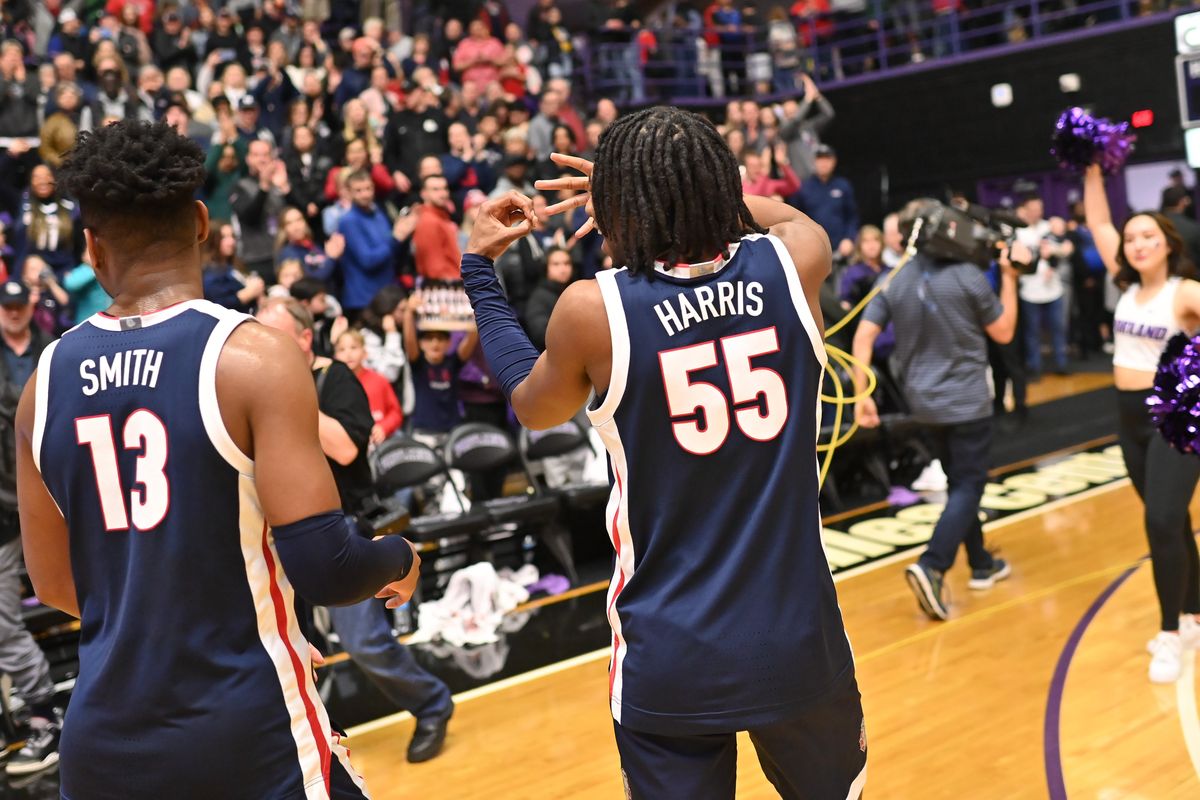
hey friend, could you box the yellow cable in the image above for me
[817,246,920,487]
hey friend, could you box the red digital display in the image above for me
[1132,109,1155,128]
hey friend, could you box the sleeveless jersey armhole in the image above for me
[30,338,61,474]
[586,269,632,427]
[748,233,829,370]
[199,314,255,476]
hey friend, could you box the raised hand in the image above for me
[534,153,596,239]
[466,191,539,261]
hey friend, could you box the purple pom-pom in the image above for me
[1148,332,1200,454]
[1050,107,1136,175]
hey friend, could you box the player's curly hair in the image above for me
[58,119,206,239]
[591,106,764,277]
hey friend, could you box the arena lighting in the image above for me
[1178,10,1200,54]
[1131,109,1155,128]
[991,83,1013,108]
[1059,73,1081,93]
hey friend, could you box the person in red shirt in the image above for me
[411,174,462,281]
[741,145,800,200]
[334,329,403,445]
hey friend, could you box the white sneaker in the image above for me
[912,459,948,492]
[1148,632,1184,684]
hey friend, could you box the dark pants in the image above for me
[988,337,1026,414]
[918,417,996,574]
[1117,390,1200,631]
[612,675,866,800]
[327,599,452,721]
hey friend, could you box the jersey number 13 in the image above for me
[658,327,789,455]
[75,411,170,532]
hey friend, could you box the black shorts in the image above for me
[612,675,867,800]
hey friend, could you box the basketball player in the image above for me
[463,107,865,799]
[14,119,420,798]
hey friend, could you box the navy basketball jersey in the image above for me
[589,234,854,735]
[33,300,362,800]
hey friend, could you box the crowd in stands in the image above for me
[0,0,1169,508]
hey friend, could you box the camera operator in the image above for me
[851,199,1028,621]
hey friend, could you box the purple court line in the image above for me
[1043,559,1145,800]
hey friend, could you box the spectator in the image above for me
[323,168,356,244]
[203,134,247,225]
[163,94,214,146]
[358,285,415,416]
[337,170,413,315]
[331,97,379,165]
[453,19,507,95]
[48,10,89,63]
[202,223,266,314]
[0,276,61,774]
[527,89,562,160]
[230,139,291,284]
[401,294,478,440]
[525,247,574,350]
[251,42,299,142]
[84,54,137,129]
[882,212,904,268]
[1013,190,1071,378]
[767,5,804,92]
[1066,202,1108,358]
[334,329,403,445]
[412,174,462,282]
[14,164,81,276]
[269,259,304,298]
[150,6,197,75]
[790,144,858,262]
[62,254,111,322]
[283,124,331,221]
[778,75,835,181]
[115,4,153,76]
[234,94,275,146]
[22,254,71,335]
[382,81,449,196]
[256,296,455,765]
[290,276,347,359]
[38,83,82,169]
[0,41,40,138]
[1162,185,1200,269]
[742,144,800,200]
[277,207,340,285]
[490,153,535,199]
[840,225,888,309]
[324,137,395,204]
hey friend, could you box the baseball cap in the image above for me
[814,144,836,158]
[0,280,29,306]
[237,95,258,111]
[59,8,78,24]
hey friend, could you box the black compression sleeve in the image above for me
[272,511,413,607]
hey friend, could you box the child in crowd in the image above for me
[334,329,403,446]
[267,258,304,298]
[401,293,478,444]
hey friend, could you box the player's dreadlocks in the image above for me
[591,106,764,277]
[58,119,206,241]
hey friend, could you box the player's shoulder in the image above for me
[220,320,312,388]
[767,217,833,286]
[545,277,609,356]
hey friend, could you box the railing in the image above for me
[576,0,1156,106]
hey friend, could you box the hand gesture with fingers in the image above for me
[534,153,596,239]
[466,191,539,260]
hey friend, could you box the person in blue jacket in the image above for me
[336,171,410,317]
[789,144,859,264]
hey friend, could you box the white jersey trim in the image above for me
[593,416,635,723]
[198,311,255,476]
[236,475,336,799]
[31,338,60,474]
[744,233,828,371]
[84,298,213,332]
[586,269,631,427]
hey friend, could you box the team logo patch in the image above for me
[859,717,867,752]
[120,316,143,331]
[622,768,632,800]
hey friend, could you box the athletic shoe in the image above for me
[912,459,948,492]
[905,563,950,621]
[968,559,1012,591]
[1183,616,1200,650]
[408,701,454,763]
[1148,632,1184,684]
[7,712,60,775]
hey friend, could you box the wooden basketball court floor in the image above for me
[341,373,1200,799]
